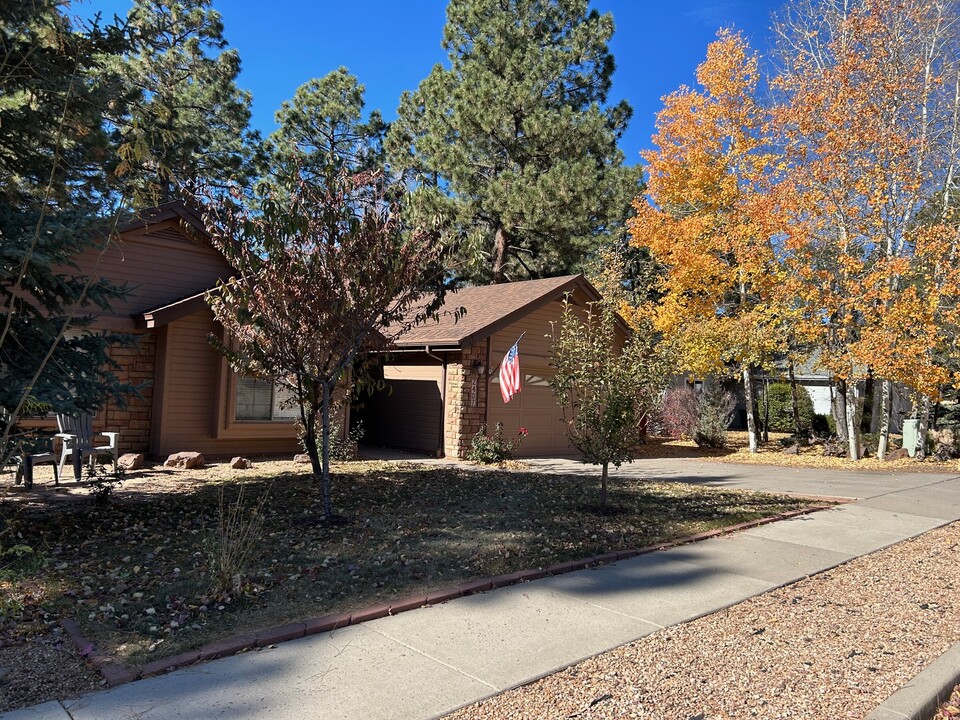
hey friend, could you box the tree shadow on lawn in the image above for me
[0,463,817,665]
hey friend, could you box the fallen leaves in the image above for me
[0,459,817,673]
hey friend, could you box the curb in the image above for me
[61,503,833,688]
[866,642,960,720]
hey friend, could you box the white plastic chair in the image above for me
[56,414,119,480]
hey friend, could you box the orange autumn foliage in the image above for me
[629,31,781,378]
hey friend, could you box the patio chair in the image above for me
[1,410,59,488]
[56,414,119,481]
[13,437,60,489]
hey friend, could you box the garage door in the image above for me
[488,367,576,457]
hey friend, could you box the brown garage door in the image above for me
[488,367,576,457]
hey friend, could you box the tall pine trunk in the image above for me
[493,226,510,284]
[869,379,883,433]
[876,380,892,460]
[742,366,758,453]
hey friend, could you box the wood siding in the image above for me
[72,219,233,328]
[152,309,300,457]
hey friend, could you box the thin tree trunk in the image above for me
[845,377,861,460]
[877,380,892,460]
[869,377,883,433]
[600,461,608,513]
[742,366,758,453]
[492,226,510,284]
[321,382,333,520]
[762,376,770,443]
[789,362,802,440]
[833,378,849,444]
[917,396,931,460]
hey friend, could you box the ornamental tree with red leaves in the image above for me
[197,170,446,521]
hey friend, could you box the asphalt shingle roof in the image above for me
[393,275,590,348]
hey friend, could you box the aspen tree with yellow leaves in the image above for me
[773,0,960,459]
[629,31,781,453]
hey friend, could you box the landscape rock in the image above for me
[884,448,910,461]
[164,452,205,469]
[117,453,144,471]
[931,427,957,448]
[782,444,800,455]
[822,440,845,457]
[293,453,311,464]
[230,457,253,469]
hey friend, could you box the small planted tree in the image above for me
[198,169,444,521]
[549,297,669,512]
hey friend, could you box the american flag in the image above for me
[499,341,521,403]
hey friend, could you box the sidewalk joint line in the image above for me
[366,626,499,691]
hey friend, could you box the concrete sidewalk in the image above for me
[6,462,960,720]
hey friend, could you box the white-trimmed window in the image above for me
[235,378,299,421]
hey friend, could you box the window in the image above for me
[235,377,299,421]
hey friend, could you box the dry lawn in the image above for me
[0,457,817,713]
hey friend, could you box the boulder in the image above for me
[293,453,311,464]
[884,448,910,461]
[782,444,800,455]
[117,453,144,471]
[164,452,205,469]
[230,457,253,470]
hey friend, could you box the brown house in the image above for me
[70,202,301,458]
[359,274,626,459]
[62,204,620,461]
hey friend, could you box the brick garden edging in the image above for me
[61,503,839,688]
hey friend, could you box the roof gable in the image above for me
[394,275,605,349]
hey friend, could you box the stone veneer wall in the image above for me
[95,332,156,454]
[444,340,489,459]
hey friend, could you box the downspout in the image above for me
[425,345,447,458]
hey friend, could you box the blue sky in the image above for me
[79,0,784,164]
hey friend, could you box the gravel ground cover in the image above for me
[446,520,960,720]
[0,458,815,713]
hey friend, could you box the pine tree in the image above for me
[268,67,387,187]
[1,1,133,463]
[387,0,640,284]
[110,0,260,203]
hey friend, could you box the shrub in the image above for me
[694,385,736,448]
[86,462,125,505]
[812,413,835,436]
[657,386,700,438]
[330,419,365,461]
[758,382,816,433]
[467,423,526,464]
[206,481,272,595]
[862,432,881,457]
